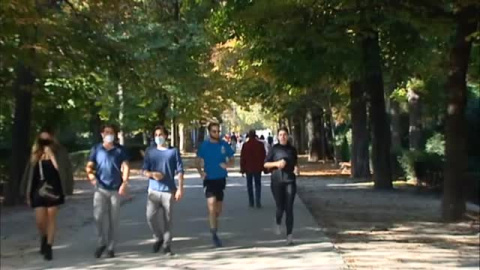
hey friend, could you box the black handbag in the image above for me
[38,161,60,201]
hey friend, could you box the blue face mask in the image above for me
[155,136,166,146]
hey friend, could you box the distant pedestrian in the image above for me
[240,130,266,208]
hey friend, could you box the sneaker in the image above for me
[94,245,106,258]
[153,239,164,253]
[273,222,281,235]
[212,234,223,248]
[107,250,115,258]
[286,234,294,246]
[163,245,173,256]
[256,203,262,209]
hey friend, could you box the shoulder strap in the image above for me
[38,160,45,181]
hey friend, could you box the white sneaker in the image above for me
[273,221,281,235]
[286,234,294,246]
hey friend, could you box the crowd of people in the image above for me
[20,124,299,261]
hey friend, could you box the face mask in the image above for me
[155,136,166,146]
[104,134,115,143]
[38,139,52,147]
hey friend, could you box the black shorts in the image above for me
[203,178,226,201]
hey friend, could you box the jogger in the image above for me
[264,127,300,246]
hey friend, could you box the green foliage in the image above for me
[425,133,445,156]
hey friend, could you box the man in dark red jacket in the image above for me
[240,130,267,208]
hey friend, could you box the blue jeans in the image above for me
[246,172,262,206]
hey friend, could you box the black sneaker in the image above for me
[163,245,173,256]
[107,250,115,258]
[94,245,106,258]
[153,239,164,253]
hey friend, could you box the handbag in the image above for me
[38,160,60,201]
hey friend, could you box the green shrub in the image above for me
[425,133,445,156]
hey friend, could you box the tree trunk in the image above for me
[117,83,125,145]
[90,108,102,144]
[408,88,422,150]
[307,109,325,162]
[157,90,169,126]
[292,115,303,152]
[179,123,185,152]
[442,8,476,221]
[350,80,371,178]
[326,100,338,163]
[300,112,308,153]
[362,31,392,189]
[184,125,194,153]
[197,125,206,146]
[5,64,35,205]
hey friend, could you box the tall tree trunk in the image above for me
[300,111,308,153]
[307,109,325,162]
[90,108,102,144]
[184,125,194,152]
[5,64,35,205]
[157,90,169,126]
[117,83,125,145]
[292,115,303,152]
[362,31,392,189]
[326,99,338,163]
[442,8,476,221]
[408,88,422,150]
[179,123,185,152]
[350,80,371,178]
[390,100,402,149]
[197,124,206,146]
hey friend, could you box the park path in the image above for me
[1,165,345,270]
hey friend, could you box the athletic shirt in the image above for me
[197,140,235,180]
[265,143,298,183]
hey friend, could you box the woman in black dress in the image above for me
[21,128,71,260]
[264,127,300,246]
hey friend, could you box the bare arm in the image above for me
[121,161,130,184]
[85,161,97,184]
[265,160,285,169]
[195,157,206,179]
[45,147,59,170]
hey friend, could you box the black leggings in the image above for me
[270,180,297,235]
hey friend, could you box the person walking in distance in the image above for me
[20,127,74,261]
[142,126,184,255]
[230,132,237,152]
[195,123,235,247]
[86,124,130,258]
[264,127,300,246]
[240,130,266,208]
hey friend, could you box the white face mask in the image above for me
[104,134,115,143]
[155,136,166,146]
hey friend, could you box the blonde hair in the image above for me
[30,131,58,163]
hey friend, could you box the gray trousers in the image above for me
[93,188,120,250]
[146,190,173,246]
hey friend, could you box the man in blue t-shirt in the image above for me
[196,122,235,247]
[86,124,130,259]
[142,125,184,255]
